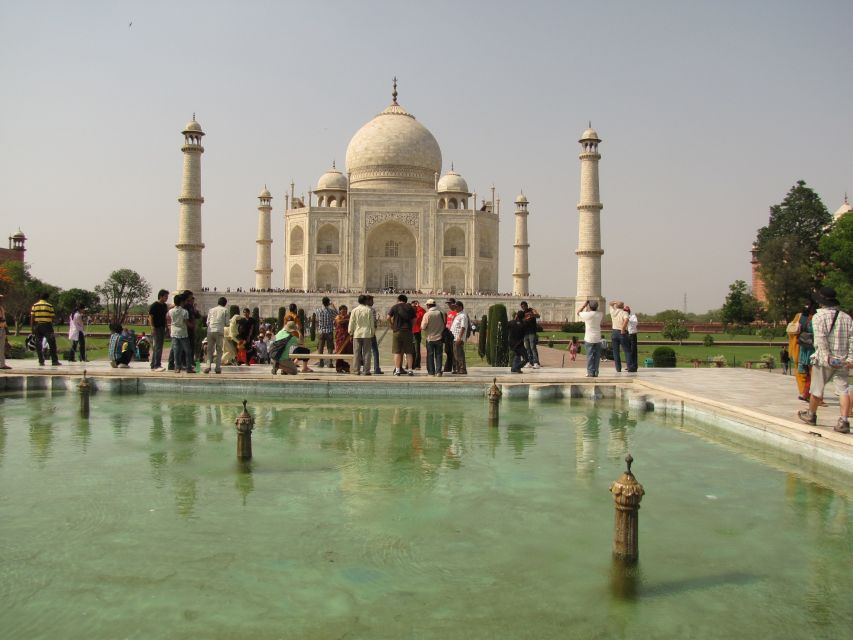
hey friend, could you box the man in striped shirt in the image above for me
[798,287,852,434]
[313,296,337,368]
[31,292,61,366]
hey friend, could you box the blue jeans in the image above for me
[611,330,626,372]
[585,341,601,377]
[172,336,191,371]
[511,345,529,372]
[523,333,539,365]
[370,336,382,373]
[151,326,165,369]
[426,340,443,375]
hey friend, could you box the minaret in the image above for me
[512,192,530,296]
[255,186,273,289]
[176,115,205,292]
[575,124,603,300]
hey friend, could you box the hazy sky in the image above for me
[1,0,851,313]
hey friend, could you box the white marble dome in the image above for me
[259,186,272,198]
[579,127,600,142]
[316,165,348,191]
[183,117,204,134]
[346,101,442,190]
[437,168,468,194]
[834,196,852,220]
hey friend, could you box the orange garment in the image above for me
[788,312,811,398]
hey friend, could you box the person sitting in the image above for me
[136,333,151,362]
[268,321,311,375]
[108,323,133,368]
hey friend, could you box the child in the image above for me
[569,336,579,361]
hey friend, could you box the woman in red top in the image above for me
[411,300,426,370]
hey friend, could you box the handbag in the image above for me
[797,331,814,348]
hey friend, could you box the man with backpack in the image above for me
[797,287,852,434]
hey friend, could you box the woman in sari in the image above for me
[334,305,352,373]
[789,301,817,401]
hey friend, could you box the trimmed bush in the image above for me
[309,313,317,341]
[477,314,488,358]
[297,308,306,334]
[277,307,286,329]
[252,307,260,322]
[703,334,715,347]
[561,321,585,333]
[487,304,510,367]
[652,346,677,368]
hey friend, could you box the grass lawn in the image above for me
[540,330,785,345]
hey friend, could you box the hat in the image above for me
[284,321,298,332]
[814,287,840,306]
[426,298,436,305]
[446,298,457,305]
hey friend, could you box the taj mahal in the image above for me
[180,81,606,321]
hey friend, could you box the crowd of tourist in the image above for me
[575,299,639,377]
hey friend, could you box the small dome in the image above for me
[316,165,348,191]
[12,228,26,239]
[579,127,600,142]
[259,186,272,198]
[834,196,852,220]
[515,193,528,205]
[183,116,204,134]
[437,168,469,193]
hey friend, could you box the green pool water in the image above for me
[0,393,850,639]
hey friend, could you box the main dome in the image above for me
[345,99,442,190]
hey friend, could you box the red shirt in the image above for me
[445,309,457,329]
[412,305,426,333]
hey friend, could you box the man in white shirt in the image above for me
[625,305,639,372]
[204,296,229,374]
[449,301,470,375]
[348,295,375,375]
[578,300,604,377]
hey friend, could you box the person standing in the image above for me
[625,304,639,372]
[578,300,604,377]
[442,298,457,373]
[790,301,817,401]
[388,294,416,376]
[780,346,791,376]
[519,301,541,369]
[314,296,337,368]
[608,301,629,373]
[450,301,469,375]
[169,293,192,373]
[204,296,229,374]
[0,293,10,370]
[183,291,201,370]
[367,295,383,374]
[348,294,374,375]
[30,292,60,367]
[508,309,529,373]
[569,336,579,362]
[797,287,852,434]
[334,304,353,373]
[420,299,445,376]
[67,304,87,362]
[411,300,426,370]
[148,289,169,372]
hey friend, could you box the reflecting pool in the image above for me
[0,394,850,639]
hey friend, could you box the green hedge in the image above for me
[486,304,509,367]
[477,314,488,359]
[652,346,677,367]
[561,321,585,333]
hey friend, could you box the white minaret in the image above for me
[575,124,603,300]
[512,192,530,296]
[255,186,273,289]
[176,115,205,292]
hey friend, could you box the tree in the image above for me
[756,180,831,257]
[758,237,812,322]
[755,181,830,320]
[0,261,33,334]
[660,310,690,345]
[56,288,101,323]
[720,280,760,326]
[486,304,509,366]
[95,269,151,326]
[819,212,853,310]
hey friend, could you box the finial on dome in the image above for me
[332,160,336,169]
[392,76,398,104]
[845,192,849,204]
[588,120,592,128]
[193,113,196,121]
[451,162,454,172]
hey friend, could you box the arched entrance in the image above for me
[366,222,417,290]
[443,266,465,294]
[315,264,339,291]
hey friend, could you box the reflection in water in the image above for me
[29,410,54,465]
[575,409,601,482]
[0,414,5,467]
[235,460,255,505]
[111,412,129,438]
[174,476,198,517]
[606,410,636,462]
[784,474,851,628]
[73,415,92,451]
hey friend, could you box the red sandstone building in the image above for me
[0,230,27,264]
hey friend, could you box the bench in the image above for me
[286,352,355,361]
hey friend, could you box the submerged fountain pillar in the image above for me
[78,370,91,418]
[487,378,502,426]
[609,453,644,563]
[235,400,255,460]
